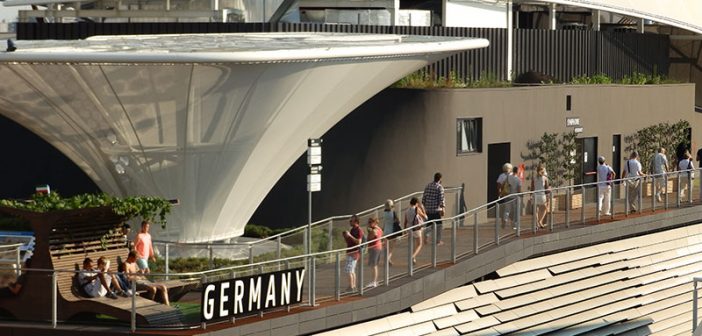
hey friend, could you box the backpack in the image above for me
[499,177,510,197]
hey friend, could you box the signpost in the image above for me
[306,138,322,306]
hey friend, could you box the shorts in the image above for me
[368,248,381,267]
[344,255,357,274]
[136,258,149,271]
[412,228,423,238]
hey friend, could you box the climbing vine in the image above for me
[0,192,172,228]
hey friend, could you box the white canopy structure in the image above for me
[0,33,488,242]
[536,0,702,34]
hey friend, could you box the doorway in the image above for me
[577,137,598,201]
[612,135,621,198]
[487,143,511,212]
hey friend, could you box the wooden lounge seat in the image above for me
[0,206,190,326]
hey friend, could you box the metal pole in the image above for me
[165,243,169,280]
[15,247,20,276]
[409,227,414,277]
[677,173,681,208]
[328,220,333,252]
[580,185,585,224]
[689,172,694,204]
[548,190,554,231]
[532,193,537,233]
[638,176,643,212]
[384,238,390,286]
[359,246,365,296]
[651,175,656,211]
[52,271,57,328]
[310,256,316,306]
[516,196,521,237]
[248,245,254,265]
[495,203,500,245]
[451,218,457,263]
[665,173,669,209]
[131,279,137,332]
[625,180,629,216]
[307,190,313,306]
[432,221,437,267]
[208,245,213,269]
[277,235,282,261]
[565,188,570,227]
[335,252,341,301]
[473,212,479,254]
[596,185,601,222]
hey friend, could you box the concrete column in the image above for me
[507,0,513,81]
[391,0,400,26]
[592,9,600,31]
[549,3,557,30]
[637,18,645,33]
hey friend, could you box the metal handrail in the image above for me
[14,168,702,332]
[153,186,463,247]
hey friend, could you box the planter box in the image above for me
[557,192,581,210]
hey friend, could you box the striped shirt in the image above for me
[422,181,445,214]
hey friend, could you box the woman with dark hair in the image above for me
[403,197,426,265]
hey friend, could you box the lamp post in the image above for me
[306,138,322,306]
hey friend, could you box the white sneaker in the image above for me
[366,282,378,288]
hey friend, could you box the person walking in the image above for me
[531,164,550,228]
[597,156,615,216]
[677,150,695,199]
[342,215,363,292]
[381,199,400,266]
[422,172,445,246]
[366,217,383,288]
[404,197,426,265]
[622,151,644,213]
[133,220,156,274]
[497,163,520,227]
[650,147,668,202]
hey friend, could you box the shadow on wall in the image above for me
[0,114,100,198]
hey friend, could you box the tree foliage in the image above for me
[624,120,691,172]
[524,130,579,187]
[0,192,172,228]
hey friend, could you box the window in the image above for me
[566,95,572,111]
[457,118,482,154]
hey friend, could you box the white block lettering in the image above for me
[219,282,230,317]
[203,284,215,320]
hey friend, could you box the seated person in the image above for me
[115,256,131,294]
[124,251,169,306]
[96,256,129,297]
[78,257,125,299]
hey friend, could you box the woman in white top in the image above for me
[403,197,426,265]
[530,164,550,228]
[677,150,695,199]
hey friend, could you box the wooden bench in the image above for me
[0,206,192,327]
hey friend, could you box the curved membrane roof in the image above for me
[0,33,488,242]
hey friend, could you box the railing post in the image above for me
[15,247,21,276]
[548,190,554,231]
[532,194,537,233]
[651,175,656,211]
[432,221,437,268]
[328,220,334,252]
[625,180,630,216]
[677,172,681,208]
[495,203,500,245]
[208,245,214,269]
[689,172,694,204]
[610,183,615,220]
[565,187,570,227]
[451,218,457,263]
[665,173,669,210]
[248,245,254,265]
[165,243,170,280]
[409,227,414,277]
[473,212,479,254]
[638,175,643,212]
[580,185,585,224]
[335,252,341,301]
[131,279,137,332]
[52,271,57,328]
[515,197,521,237]
[359,246,365,296]
[596,185,601,222]
[277,236,282,270]
[384,238,390,286]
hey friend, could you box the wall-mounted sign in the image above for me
[566,117,580,127]
[201,268,305,322]
[574,127,584,134]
